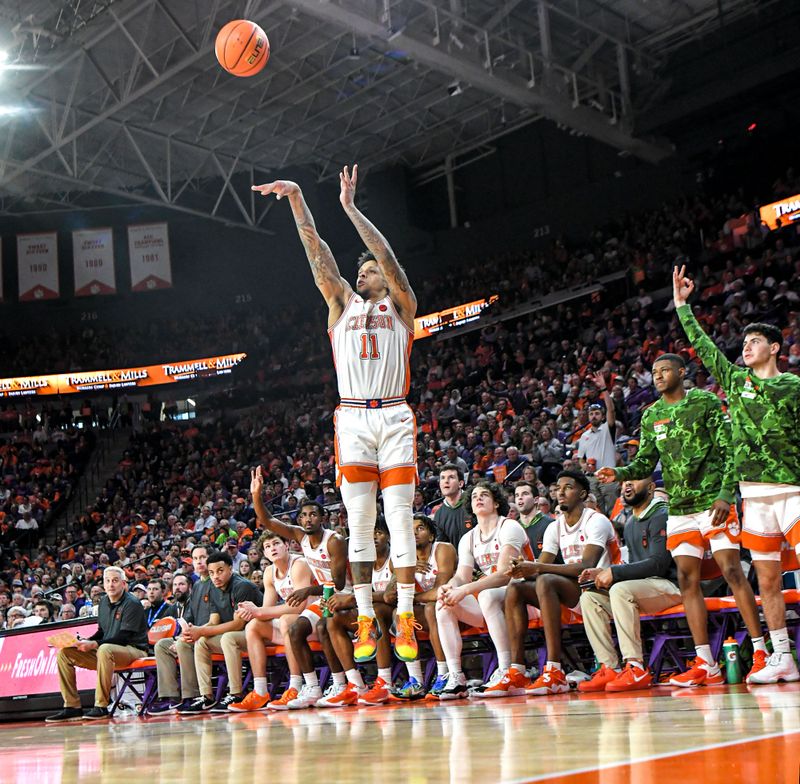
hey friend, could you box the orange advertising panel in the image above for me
[0,353,246,397]
[759,192,800,230]
[414,295,499,340]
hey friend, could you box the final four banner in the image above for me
[17,232,59,301]
[73,227,117,296]
[128,222,172,291]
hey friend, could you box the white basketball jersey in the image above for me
[372,557,393,592]
[415,541,443,592]
[273,554,301,602]
[300,529,353,592]
[329,293,413,400]
[551,508,621,568]
[469,517,534,577]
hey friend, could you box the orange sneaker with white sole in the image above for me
[358,677,391,705]
[745,649,769,684]
[228,690,271,712]
[267,687,299,711]
[669,658,724,688]
[528,665,570,696]
[605,663,653,693]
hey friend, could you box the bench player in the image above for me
[503,470,621,696]
[253,164,419,666]
[228,530,315,711]
[251,468,351,709]
[434,482,534,700]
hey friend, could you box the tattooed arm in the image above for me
[339,164,417,325]
[251,180,351,321]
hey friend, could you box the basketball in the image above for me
[215,19,270,77]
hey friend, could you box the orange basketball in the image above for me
[215,19,270,77]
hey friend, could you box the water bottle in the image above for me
[723,637,743,684]
[322,582,335,618]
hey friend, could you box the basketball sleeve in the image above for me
[705,395,736,505]
[457,531,475,570]
[540,521,560,557]
[498,519,528,554]
[584,513,614,548]
[677,305,739,392]
[614,407,659,481]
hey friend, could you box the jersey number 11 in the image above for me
[359,333,380,360]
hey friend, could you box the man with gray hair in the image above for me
[46,566,147,722]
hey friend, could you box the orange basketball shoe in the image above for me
[745,649,769,684]
[394,612,422,662]
[353,615,381,663]
[474,667,533,698]
[228,690,271,712]
[528,665,570,696]
[577,664,620,693]
[605,663,653,693]
[267,687,298,711]
[358,677,391,705]
[322,682,362,708]
[669,658,724,688]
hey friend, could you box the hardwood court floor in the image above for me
[2,684,800,783]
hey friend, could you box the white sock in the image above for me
[397,583,415,615]
[497,651,511,671]
[332,671,346,686]
[407,660,424,681]
[354,583,375,618]
[345,668,365,689]
[437,661,448,677]
[378,667,393,683]
[546,661,562,671]
[771,628,790,654]
[695,644,715,666]
[752,636,768,654]
[289,675,303,691]
[253,677,268,696]
[446,659,463,675]
[511,663,526,673]
[303,671,319,687]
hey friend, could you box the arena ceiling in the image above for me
[0,0,785,230]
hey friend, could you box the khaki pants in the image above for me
[579,578,682,667]
[57,643,147,709]
[194,631,247,697]
[156,637,200,699]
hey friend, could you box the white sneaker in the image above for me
[315,681,347,708]
[287,683,323,709]
[747,652,800,685]
[439,671,468,700]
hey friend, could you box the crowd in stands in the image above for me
[1,167,799,634]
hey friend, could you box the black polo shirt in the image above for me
[89,591,148,649]
[185,578,213,626]
[209,573,263,623]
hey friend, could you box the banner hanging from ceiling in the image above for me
[73,227,117,296]
[128,222,172,291]
[17,232,59,301]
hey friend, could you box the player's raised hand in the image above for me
[339,164,358,209]
[595,467,617,484]
[672,264,695,307]
[250,466,264,498]
[591,371,608,392]
[251,180,300,200]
